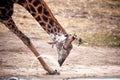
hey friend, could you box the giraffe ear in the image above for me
[74,35,82,46]
[72,34,77,39]
[48,41,57,48]
[48,41,56,45]
[69,34,82,46]
[77,38,82,46]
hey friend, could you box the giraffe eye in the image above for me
[64,34,68,37]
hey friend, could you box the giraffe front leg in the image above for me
[2,17,60,75]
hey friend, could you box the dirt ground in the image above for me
[0,32,120,78]
[0,0,120,79]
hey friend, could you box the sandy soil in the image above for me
[0,31,120,79]
[0,0,120,79]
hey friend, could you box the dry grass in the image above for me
[46,0,120,46]
[0,0,120,46]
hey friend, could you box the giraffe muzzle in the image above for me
[58,57,65,66]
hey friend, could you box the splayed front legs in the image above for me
[1,17,59,75]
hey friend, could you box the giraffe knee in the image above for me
[21,35,31,46]
[25,37,31,45]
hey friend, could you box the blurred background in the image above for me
[0,0,120,47]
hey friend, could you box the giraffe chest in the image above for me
[0,0,14,20]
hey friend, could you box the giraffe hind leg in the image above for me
[1,17,60,75]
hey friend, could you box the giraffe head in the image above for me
[49,34,82,66]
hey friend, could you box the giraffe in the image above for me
[0,0,81,75]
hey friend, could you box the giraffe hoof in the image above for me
[46,70,60,75]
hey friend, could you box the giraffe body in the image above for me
[0,0,81,74]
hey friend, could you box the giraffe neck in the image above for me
[16,0,67,41]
